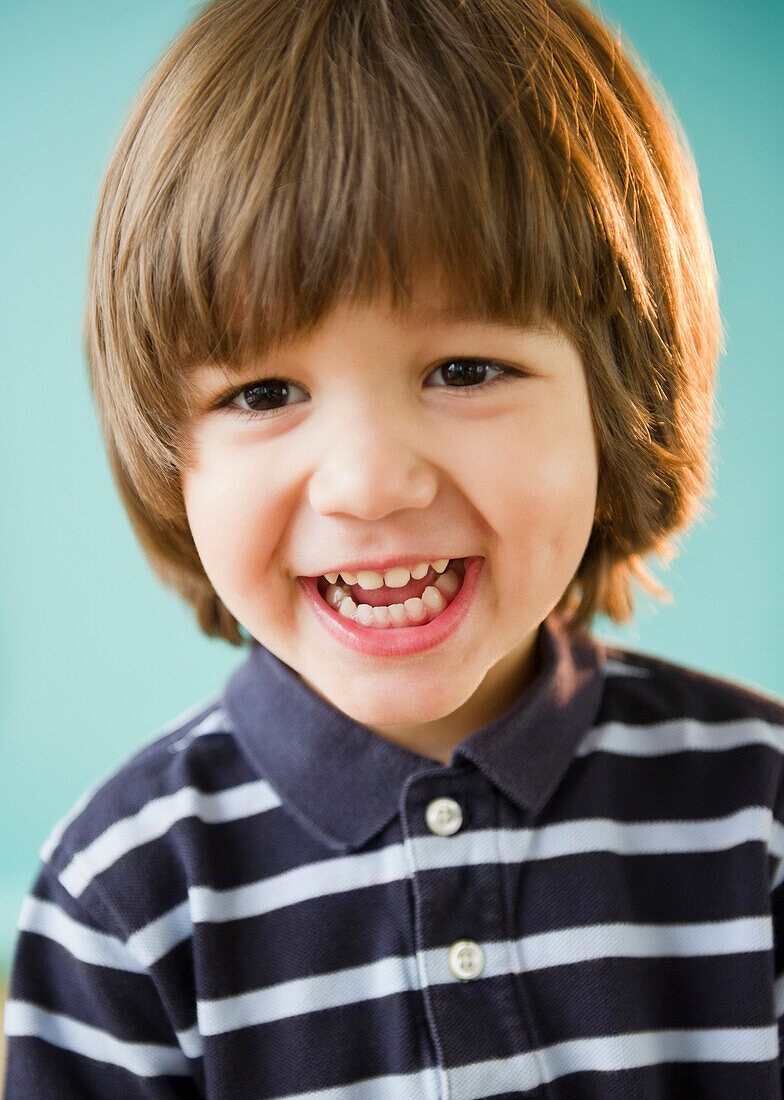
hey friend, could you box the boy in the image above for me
[4,0,784,1095]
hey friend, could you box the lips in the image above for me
[299,556,484,657]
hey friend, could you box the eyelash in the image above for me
[214,359,526,421]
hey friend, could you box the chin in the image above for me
[336,682,463,729]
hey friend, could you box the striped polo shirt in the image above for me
[4,614,784,1098]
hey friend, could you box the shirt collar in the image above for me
[223,614,607,852]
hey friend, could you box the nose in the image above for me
[307,404,438,521]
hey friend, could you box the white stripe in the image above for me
[509,916,773,969]
[194,915,770,1039]
[166,706,233,753]
[406,806,773,875]
[3,1000,191,1077]
[126,900,193,969]
[422,918,772,990]
[270,1066,443,1100]
[577,717,784,758]
[39,698,225,862]
[17,896,146,973]
[604,658,650,678]
[60,779,281,897]
[174,1022,202,1060]
[600,644,784,707]
[448,1027,780,1097]
[131,805,775,964]
[189,840,410,924]
[198,949,422,1035]
[152,695,226,738]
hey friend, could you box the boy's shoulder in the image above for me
[598,636,784,729]
[39,689,242,878]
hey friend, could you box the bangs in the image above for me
[102,0,656,390]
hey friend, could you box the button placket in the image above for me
[403,772,522,1080]
[424,797,487,985]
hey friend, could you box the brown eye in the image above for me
[432,359,506,388]
[429,359,523,393]
[228,379,308,417]
[241,381,286,412]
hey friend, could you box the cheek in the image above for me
[544,451,598,558]
[496,412,598,558]
[181,458,277,593]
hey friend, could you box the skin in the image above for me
[180,270,599,766]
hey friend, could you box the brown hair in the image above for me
[85,0,722,646]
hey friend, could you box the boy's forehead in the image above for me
[191,271,556,376]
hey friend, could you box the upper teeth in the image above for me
[324,558,451,589]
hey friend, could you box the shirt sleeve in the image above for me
[2,859,200,1098]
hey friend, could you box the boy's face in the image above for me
[180,270,598,764]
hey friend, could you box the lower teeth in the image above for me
[323,568,463,629]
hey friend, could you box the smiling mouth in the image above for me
[315,558,467,628]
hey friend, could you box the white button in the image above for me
[448,939,485,980]
[425,797,463,836]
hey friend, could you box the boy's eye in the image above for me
[219,358,524,419]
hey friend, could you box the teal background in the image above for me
[1,0,782,974]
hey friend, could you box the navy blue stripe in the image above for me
[4,1039,201,1099]
[203,993,435,1096]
